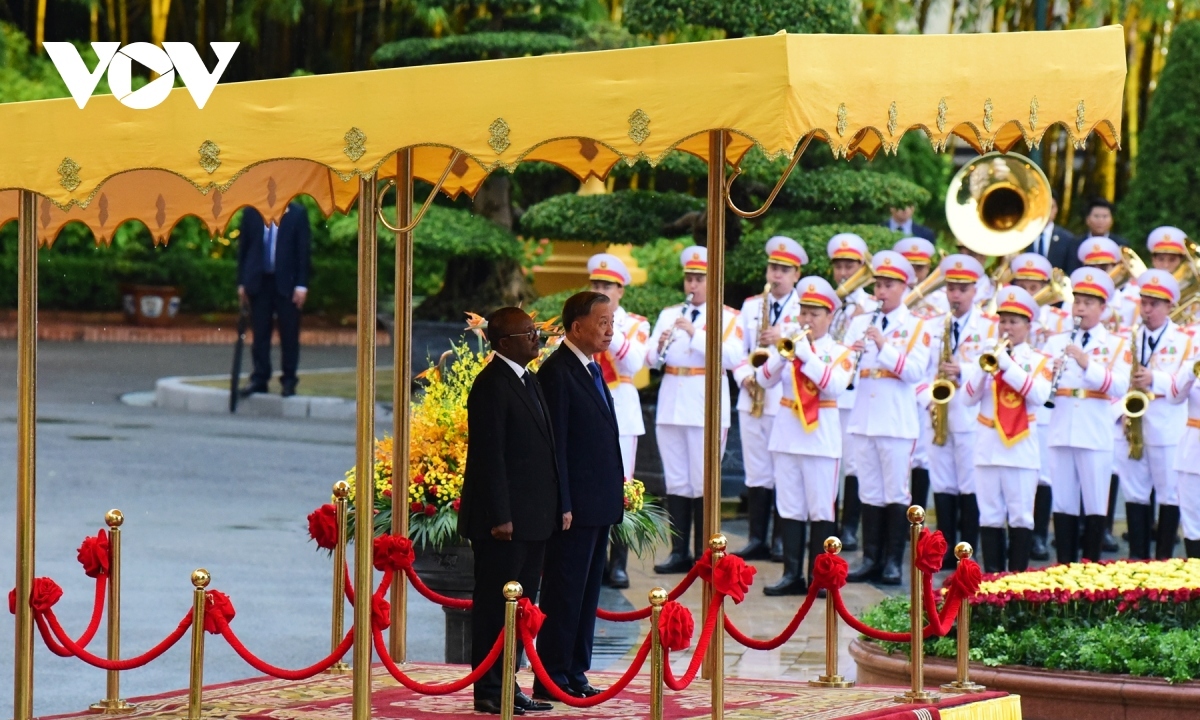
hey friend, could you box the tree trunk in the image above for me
[105,0,117,39]
[120,0,129,43]
[1124,15,1145,179]
[197,0,205,47]
[90,0,99,41]
[35,0,44,51]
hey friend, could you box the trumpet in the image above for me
[979,334,1011,373]
[652,292,695,371]
[777,325,812,361]
[1045,316,1083,408]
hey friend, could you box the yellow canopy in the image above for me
[0,27,1125,240]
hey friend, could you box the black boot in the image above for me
[770,506,785,563]
[847,505,885,582]
[1053,513,1080,565]
[692,498,706,561]
[840,475,861,551]
[1031,485,1052,561]
[1156,505,1181,560]
[807,520,839,595]
[764,520,808,596]
[1008,527,1033,572]
[910,468,930,512]
[1125,502,1152,560]
[879,504,910,586]
[1103,475,1120,553]
[732,487,773,560]
[654,495,694,574]
[605,540,629,589]
[959,493,981,562]
[979,527,1007,573]
[1185,538,1200,559]
[1082,514,1107,562]
[933,493,959,570]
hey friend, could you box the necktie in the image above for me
[1144,328,1162,365]
[881,316,889,332]
[1081,331,1091,349]
[522,371,544,421]
[952,320,961,352]
[690,308,700,323]
[587,361,609,402]
[264,223,277,273]
[771,301,782,325]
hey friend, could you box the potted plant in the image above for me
[115,260,182,327]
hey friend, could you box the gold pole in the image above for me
[188,569,210,720]
[352,174,379,720]
[500,582,523,720]
[896,506,937,705]
[328,482,350,675]
[390,147,414,661]
[708,534,726,720]
[809,537,852,688]
[648,588,667,720]
[701,127,727,689]
[941,542,984,693]
[13,189,37,720]
[90,510,135,714]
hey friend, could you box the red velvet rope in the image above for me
[662,593,723,691]
[215,615,354,680]
[404,567,473,610]
[519,626,652,707]
[723,586,818,651]
[342,565,394,605]
[41,609,191,670]
[373,626,505,694]
[596,563,702,622]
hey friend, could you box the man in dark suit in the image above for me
[458,307,558,716]
[236,201,312,397]
[886,205,936,242]
[532,292,625,700]
[1023,196,1080,274]
[1080,197,1129,248]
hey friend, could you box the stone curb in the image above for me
[153,374,393,421]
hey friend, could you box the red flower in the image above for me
[203,591,236,634]
[373,534,415,572]
[410,501,424,513]
[307,504,339,550]
[382,488,392,498]
[659,601,694,652]
[428,485,439,495]
[76,530,110,578]
[452,498,462,512]
[412,474,425,485]
[424,504,437,516]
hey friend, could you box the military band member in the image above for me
[1149,227,1200,323]
[1043,268,1130,563]
[957,244,996,306]
[647,246,745,574]
[756,277,853,595]
[587,253,650,589]
[895,237,940,513]
[844,251,932,585]
[731,236,806,560]
[1169,329,1200,559]
[1009,252,1067,560]
[1118,270,1191,560]
[927,255,996,570]
[961,286,1052,572]
[827,233,877,552]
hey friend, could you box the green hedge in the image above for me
[622,0,854,36]
[529,282,684,322]
[519,191,705,245]
[727,223,903,287]
[373,31,576,67]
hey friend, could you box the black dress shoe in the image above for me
[473,698,523,715]
[281,385,297,398]
[514,692,553,711]
[571,684,602,698]
[605,567,630,588]
[238,384,267,398]
[533,685,584,700]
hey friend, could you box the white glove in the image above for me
[794,338,814,363]
[996,348,1014,372]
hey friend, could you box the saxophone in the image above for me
[930,314,956,446]
[747,283,771,418]
[1123,321,1151,460]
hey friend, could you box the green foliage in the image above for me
[373,31,575,66]
[727,223,902,287]
[632,236,694,288]
[611,498,670,559]
[623,0,853,37]
[519,191,705,244]
[856,133,954,232]
[1124,20,1200,249]
[528,281,685,322]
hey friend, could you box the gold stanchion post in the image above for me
[390,147,414,662]
[328,481,350,674]
[352,173,379,720]
[895,506,937,705]
[648,587,667,720]
[500,581,523,720]
[90,510,135,714]
[941,542,984,693]
[708,534,725,720]
[809,537,852,688]
[188,569,210,720]
[14,188,37,720]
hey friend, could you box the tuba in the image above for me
[904,264,947,309]
[1107,246,1149,289]
[945,152,1054,257]
[834,251,875,300]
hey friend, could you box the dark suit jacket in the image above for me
[237,202,312,297]
[1023,224,1079,274]
[458,359,560,542]
[537,345,624,528]
[884,221,936,242]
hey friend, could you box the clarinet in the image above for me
[1045,316,1083,409]
[847,307,883,390]
[652,292,695,371]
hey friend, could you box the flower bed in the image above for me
[859,559,1200,683]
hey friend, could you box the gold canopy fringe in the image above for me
[941,695,1023,720]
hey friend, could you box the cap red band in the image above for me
[768,250,804,267]
[800,291,835,311]
[997,299,1034,319]
[1152,240,1187,255]
[1140,285,1175,302]
[831,247,863,261]
[1013,266,1050,281]
[1073,281,1110,300]
[901,251,931,265]
[874,266,908,283]
[944,268,980,283]
[589,268,626,284]
[1083,249,1118,265]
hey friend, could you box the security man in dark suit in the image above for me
[1023,196,1079,274]
[237,201,312,397]
[1080,197,1129,248]
[886,205,936,242]
[458,307,558,716]
[533,292,625,701]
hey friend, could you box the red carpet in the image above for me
[47,664,1015,720]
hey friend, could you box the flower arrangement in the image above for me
[860,559,1200,683]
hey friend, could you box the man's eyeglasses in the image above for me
[499,328,540,341]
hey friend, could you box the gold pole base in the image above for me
[325,662,351,676]
[88,699,137,715]
[808,676,854,688]
[940,680,986,693]
[893,690,940,704]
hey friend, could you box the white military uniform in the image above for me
[602,306,650,478]
[1034,304,1072,486]
[758,333,854,521]
[1170,331,1200,542]
[834,286,878,477]
[647,301,744,498]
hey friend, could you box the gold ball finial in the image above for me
[649,587,669,607]
[709,533,728,553]
[332,481,350,499]
[105,509,124,528]
[503,581,524,600]
[824,536,843,555]
[955,542,974,560]
[907,505,926,524]
[191,569,211,588]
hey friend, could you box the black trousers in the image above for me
[249,277,301,389]
[535,524,608,691]
[470,535,545,701]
